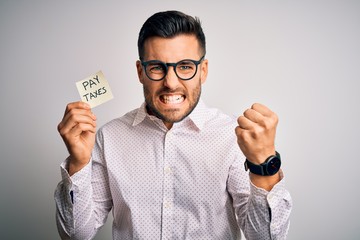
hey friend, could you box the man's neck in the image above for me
[145,105,174,130]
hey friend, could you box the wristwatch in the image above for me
[244,151,281,176]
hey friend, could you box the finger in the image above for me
[60,114,96,134]
[61,123,96,146]
[63,108,96,124]
[251,103,273,117]
[235,126,253,146]
[60,102,94,131]
[252,103,279,129]
[63,101,91,117]
[234,126,244,138]
[235,125,246,136]
[237,116,256,130]
[69,122,97,137]
[243,108,264,123]
[58,111,96,135]
[59,109,96,132]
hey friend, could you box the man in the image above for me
[55,10,292,239]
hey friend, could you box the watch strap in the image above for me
[244,158,265,175]
[244,151,281,176]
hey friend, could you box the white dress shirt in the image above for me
[54,100,292,240]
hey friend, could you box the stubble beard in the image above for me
[143,81,202,124]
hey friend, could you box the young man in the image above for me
[55,10,292,239]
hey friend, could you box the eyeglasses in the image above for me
[141,56,205,81]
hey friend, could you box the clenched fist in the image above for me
[235,103,278,165]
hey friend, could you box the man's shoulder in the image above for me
[202,105,238,129]
[189,101,237,130]
[99,107,139,133]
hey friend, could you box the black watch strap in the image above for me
[244,151,281,176]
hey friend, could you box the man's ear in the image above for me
[200,59,208,84]
[136,60,144,84]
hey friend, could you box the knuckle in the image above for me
[57,123,62,133]
[77,122,86,129]
[237,115,244,123]
[252,126,264,137]
[65,101,87,114]
[273,113,279,124]
[243,109,251,117]
[235,127,243,137]
[67,109,79,120]
[263,120,272,130]
[59,128,68,138]
[58,128,65,136]
[241,134,251,145]
[57,123,68,136]
[65,103,73,112]
[237,116,246,126]
[240,130,248,139]
[267,115,278,128]
[251,103,260,110]
[235,127,241,136]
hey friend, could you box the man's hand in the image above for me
[57,101,97,175]
[235,103,280,190]
[235,103,278,164]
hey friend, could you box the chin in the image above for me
[160,109,187,123]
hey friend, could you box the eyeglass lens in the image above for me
[145,60,198,81]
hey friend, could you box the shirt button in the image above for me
[164,201,172,209]
[164,166,172,174]
[268,193,274,201]
[271,222,276,229]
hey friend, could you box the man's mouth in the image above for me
[160,94,185,104]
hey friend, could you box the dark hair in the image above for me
[137,10,206,60]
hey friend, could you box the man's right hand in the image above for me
[57,101,97,176]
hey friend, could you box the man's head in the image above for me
[137,10,206,61]
[136,11,208,129]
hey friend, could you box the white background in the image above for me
[1,1,359,239]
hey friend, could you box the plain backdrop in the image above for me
[1,0,359,239]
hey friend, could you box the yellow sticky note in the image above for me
[76,71,114,108]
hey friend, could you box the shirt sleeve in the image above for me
[227,157,292,240]
[54,131,113,239]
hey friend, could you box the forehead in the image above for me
[143,34,201,61]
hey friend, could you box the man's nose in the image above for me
[163,66,180,89]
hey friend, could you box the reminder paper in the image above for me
[76,71,114,108]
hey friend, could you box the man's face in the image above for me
[136,34,208,128]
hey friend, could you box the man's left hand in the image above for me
[235,103,278,165]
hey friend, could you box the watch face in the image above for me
[266,157,281,175]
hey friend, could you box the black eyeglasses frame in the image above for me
[140,55,205,81]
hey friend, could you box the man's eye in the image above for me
[178,63,194,71]
[149,65,165,72]
[180,65,192,70]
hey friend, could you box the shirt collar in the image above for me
[132,99,208,131]
[132,102,147,127]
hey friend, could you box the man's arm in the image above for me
[232,103,292,239]
[227,157,292,239]
[55,102,112,239]
[235,103,280,190]
[57,101,97,175]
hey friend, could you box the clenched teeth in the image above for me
[161,95,185,104]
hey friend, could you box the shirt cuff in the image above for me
[266,171,291,209]
[60,157,92,193]
[249,170,288,207]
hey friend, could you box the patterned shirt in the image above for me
[54,100,292,239]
